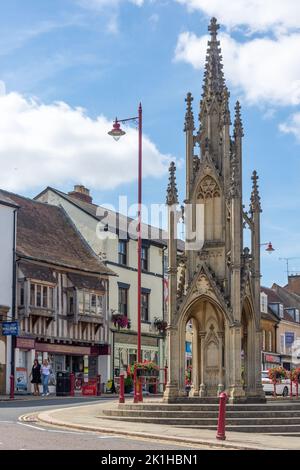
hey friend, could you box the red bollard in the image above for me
[133,368,139,403]
[70,372,75,397]
[138,376,143,402]
[216,392,227,441]
[119,374,125,403]
[97,375,101,396]
[10,375,14,400]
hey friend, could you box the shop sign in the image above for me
[1,321,19,336]
[36,342,91,355]
[264,354,281,364]
[16,337,35,350]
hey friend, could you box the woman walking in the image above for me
[30,359,41,396]
[41,359,51,396]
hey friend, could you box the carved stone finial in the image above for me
[222,86,231,126]
[250,170,262,213]
[166,162,179,206]
[184,92,195,132]
[201,17,225,102]
[208,17,220,41]
[234,101,244,138]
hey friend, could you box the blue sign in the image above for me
[1,321,19,336]
[285,332,295,346]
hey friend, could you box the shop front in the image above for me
[15,337,110,393]
[262,352,281,371]
[113,332,160,378]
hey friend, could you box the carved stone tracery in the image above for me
[197,175,220,199]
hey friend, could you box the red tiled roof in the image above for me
[261,286,284,305]
[0,190,114,276]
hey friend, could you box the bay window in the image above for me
[77,290,104,316]
[28,283,54,309]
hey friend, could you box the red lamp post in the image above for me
[108,104,143,401]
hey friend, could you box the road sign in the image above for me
[1,321,19,336]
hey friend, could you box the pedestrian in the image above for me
[30,359,41,396]
[41,359,51,396]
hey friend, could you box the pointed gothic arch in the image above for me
[177,294,227,397]
[196,175,222,241]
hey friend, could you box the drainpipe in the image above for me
[11,209,18,382]
[162,246,167,322]
[162,246,167,370]
[274,323,278,354]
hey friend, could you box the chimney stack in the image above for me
[68,185,93,204]
[287,275,300,295]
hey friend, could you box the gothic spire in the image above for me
[234,101,244,138]
[202,17,225,101]
[166,162,178,206]
[184,92,195,132]
[250,171,262,213]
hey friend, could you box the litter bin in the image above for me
[56,371,71,396]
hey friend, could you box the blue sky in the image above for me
[1,0,300,286]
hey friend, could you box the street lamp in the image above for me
[108,103,143,402]
[261,242,275,254]
[108,118,126,141]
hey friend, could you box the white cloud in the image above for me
[0,90,171,192]
[279,113,300,141]
[77,0,144,11]
[0,81,5,96]
[76,0,144,34]
[175,31,300,106]
[176,0,300,34]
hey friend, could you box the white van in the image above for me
[261,370,290,396]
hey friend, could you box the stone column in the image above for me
[199,332,206,397]
[163,326,180,401]
[228,325,245,401]
[245,321,256,395]
[190,319,199,396]
[217,332,224,394]
[163,163,180,402]
[254,329,265,398]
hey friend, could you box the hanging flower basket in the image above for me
[268,366,287,384]
[129,361,159,377]
[111,312,130,330]
[290,368,300,384]
[153,317,168,335]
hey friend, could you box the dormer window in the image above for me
[269,302,284,318]
[260,292,268,314]
[279,304,284,318]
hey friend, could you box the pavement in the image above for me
[0,396,200,450]
[34,398,300,450]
